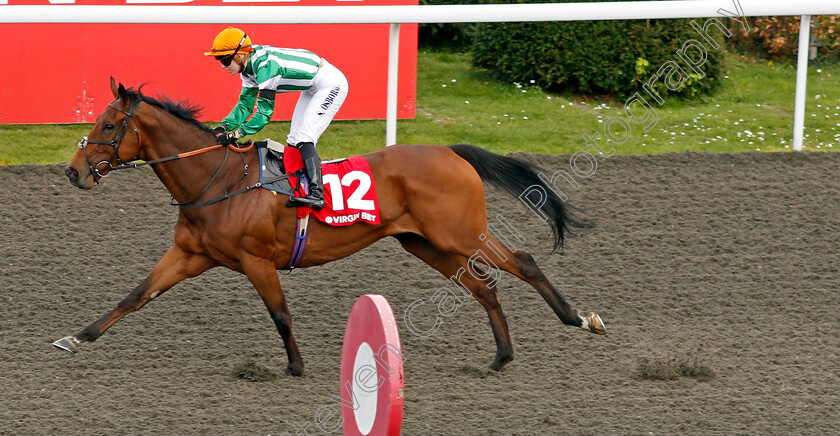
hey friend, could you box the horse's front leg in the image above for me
[240,254,304,376]
[52,246,216,353]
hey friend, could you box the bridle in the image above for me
[77,98,142,182]
[76,96,260,209]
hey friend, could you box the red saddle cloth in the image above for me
[284,146,381,226]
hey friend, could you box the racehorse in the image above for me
[56,78,605,375]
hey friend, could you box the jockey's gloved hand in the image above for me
[212,126,226,136]
[216,131,239,145]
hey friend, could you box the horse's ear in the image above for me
[109,77,129,104]
[117,83,128,103]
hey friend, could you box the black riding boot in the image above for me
[287,142,325,210]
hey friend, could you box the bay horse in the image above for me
[56,78,605,375]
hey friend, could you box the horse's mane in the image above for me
[124,86,214,135]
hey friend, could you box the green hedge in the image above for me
[418,0,475,50]
[469,0,727,100]
[727,15,840,62]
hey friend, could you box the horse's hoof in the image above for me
[584,313,607,335]
[285,365,304,377]
[489,354,513,371]
[52,336,80,354]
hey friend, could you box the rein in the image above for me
[166,141,260,210]
[77,98,265,209]
[167,141,274,210]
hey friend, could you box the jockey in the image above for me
[205,27,349,211]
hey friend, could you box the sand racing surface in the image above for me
[1,150,839,435]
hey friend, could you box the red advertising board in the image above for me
[0,0,417,124]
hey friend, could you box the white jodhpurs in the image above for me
[286,60,349,147]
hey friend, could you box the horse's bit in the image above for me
[75,97,257,208]
[76,99,142,183]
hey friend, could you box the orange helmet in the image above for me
[204,27,252,57]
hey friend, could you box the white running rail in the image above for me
[3,1,839,149]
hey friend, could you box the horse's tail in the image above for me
[448,144,586,252]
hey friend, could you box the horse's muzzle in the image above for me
[64,165,92,189]
[64,166,78,182]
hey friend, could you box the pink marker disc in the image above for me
[340,294,404,436]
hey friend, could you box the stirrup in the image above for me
[287,194,325,210]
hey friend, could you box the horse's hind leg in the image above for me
[395,233,514,371]
[483,237,606,335]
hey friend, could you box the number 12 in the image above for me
[322,171,374,211]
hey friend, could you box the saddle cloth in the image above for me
[257,140,380,226]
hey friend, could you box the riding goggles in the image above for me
[215,34,248,66]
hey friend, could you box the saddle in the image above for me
[255,139,381,270]
[253,140,310,270]
[254,139,380,227]
[254,139,296,195]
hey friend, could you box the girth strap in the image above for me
[283,215,311,271]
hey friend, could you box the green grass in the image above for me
[2,50,838,165]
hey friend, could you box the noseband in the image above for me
[77,99,142,183]
[76,96,260,209]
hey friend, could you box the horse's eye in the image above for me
[104,123,115,131]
